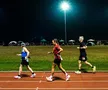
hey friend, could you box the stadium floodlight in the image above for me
[60,1,70,44]
[60,1,70,11]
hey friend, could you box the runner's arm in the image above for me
[57,47,63,54]
[48,51,53,54]
[16,54,21,56]
[80,46,87,49]
[23,47,30,58]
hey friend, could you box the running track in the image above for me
[0,72,108,90]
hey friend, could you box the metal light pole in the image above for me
[60,1,70,44]
[64,10,67,44]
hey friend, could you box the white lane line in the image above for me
[38,88,108,90]
[0,88,36,90]
[0,80,108,83]
[0,76,108,78]
[36,87,38,90]
[0,71,107,72]
[0,76,42,78]
[0,88,108,90]
[39,80,42,83]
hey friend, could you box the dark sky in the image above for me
[0,0,108,42]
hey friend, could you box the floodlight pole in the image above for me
[64,10,67,44]
[60,1,70,44]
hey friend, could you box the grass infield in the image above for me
[0,45,108,71]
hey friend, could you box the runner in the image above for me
[14,42,36,79]
[75,36,96,74]
[46,39,70,81]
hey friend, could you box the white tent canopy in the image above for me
[87,39,95,42]
[68,40,75,42]
[9,41,17,46]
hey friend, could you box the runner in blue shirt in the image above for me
[14,43,36,79]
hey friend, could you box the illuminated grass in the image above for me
[0,46,108,71]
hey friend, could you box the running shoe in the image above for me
[75,71,81,74]
[30,73,36,78]
[14,76,21,79]
[93,66,96,73]
[46,76,53,82]
[66,75,70,81]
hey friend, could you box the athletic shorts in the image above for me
[79,55,87,62]
[54,59,61,66]
[21,57,29,66]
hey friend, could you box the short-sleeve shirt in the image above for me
[21,48,27,58]
[53,44,61,59]
[79,42,87,56]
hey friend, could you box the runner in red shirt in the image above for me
[46,39,70,81]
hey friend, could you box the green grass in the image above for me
[0,45,108,71]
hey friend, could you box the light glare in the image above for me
[61,1,70,11]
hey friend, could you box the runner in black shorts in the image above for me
[54,59,61,66]
[75,36,96,74]
[14,43,36,79]
[46,39,70,81]
[79,41,87,62]
[21,57,29,66]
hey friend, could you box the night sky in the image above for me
[0,0,108,42]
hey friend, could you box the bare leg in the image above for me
[14,64,22,79]
[46,63,56,81]
[51,63,56,77]
[84,61,96,73]
[84,61,93,67]
[26,65,34,73]
[58,63,70,81]
[18,64,22,75]
[58,63,67,75]
[78,60,82,70]
[26,65,36,78]
[75,60,82,74]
